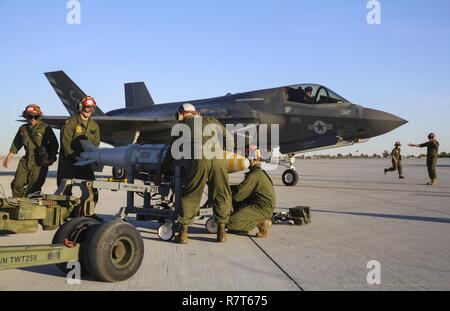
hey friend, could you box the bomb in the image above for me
[76,141,249,174]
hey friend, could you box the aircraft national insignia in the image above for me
[308,121,332,135]
[75,125,83,133]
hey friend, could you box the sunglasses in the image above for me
[26,115,40,120]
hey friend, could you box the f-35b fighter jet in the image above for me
[43,71,407,186]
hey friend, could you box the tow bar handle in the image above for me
[0,244,80,270]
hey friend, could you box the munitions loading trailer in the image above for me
[0,144,215,282]
[0,143,310,282]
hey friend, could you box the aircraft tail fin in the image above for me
[124,82,155,108]
[44,71,105,116]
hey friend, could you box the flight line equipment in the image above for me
[0,179,100,235]
[74,142,245,238]
[0,169,183,282]
[0,143,223,282]
[272,206,311,226]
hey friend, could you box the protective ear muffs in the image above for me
[175,112,184,122]
[175,110,199,122]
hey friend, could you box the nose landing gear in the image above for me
[282,154,299,186]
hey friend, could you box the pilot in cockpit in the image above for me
[304,86,314,104]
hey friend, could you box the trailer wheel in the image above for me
[112,167,127,180]
[52,217,100,275]
[83,221,144,282]
[157,222,175,241]
[205,218,218,234]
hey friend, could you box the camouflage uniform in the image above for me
[420,141,439,180]
[57,114,100,186]
[174,115,234,225]
[385,147,403,176]
[9,121,58,197]
[228,164,276,233]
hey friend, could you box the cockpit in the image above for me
[285,84,348,105]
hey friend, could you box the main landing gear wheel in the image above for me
[82,220,144,282]
[282,169,299,186]
[158,222,175,241]
[205,217,218,234]
[52,217,100,275]
[112,167,127,180]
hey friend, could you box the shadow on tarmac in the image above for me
[272,182,450,193]
[313,209,450,224]
[404,164,450,168]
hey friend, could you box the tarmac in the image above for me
[0,157,449,291]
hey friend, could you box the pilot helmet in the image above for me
[305,86,313,94]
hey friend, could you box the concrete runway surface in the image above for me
[0,157,449,291]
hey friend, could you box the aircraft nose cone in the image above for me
[361,108,408,138]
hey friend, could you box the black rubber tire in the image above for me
[82,220,144,282]
[282,169,299,186]
[112,167,127,180]
[52,217,100,275]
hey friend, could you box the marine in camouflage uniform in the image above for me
[228,153,276,238]
[409,133,439,186]
[3,104,58,197]
[384,141,405,179]
[168,103,234,244]
[57,96,100,188]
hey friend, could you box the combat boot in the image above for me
[256,220,272,238]
[399,175,405,179]
[174,225,189,244]
[384,169,387,176]
[431,179,438,187]
[217,224,227,242]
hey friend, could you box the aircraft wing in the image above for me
[43,116,178,146]
[42,115,259,146]
[280,134,341,154]
[279,135,369,155]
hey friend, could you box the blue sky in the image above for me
[1,0,449,156]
